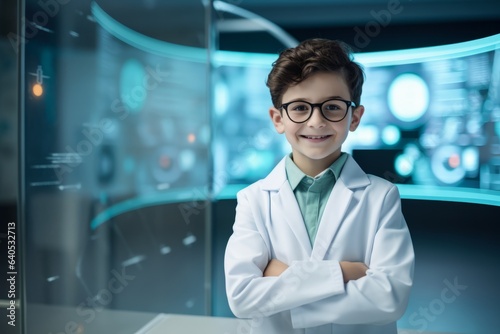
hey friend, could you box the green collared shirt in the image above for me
[285,153,348,245]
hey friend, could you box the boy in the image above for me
[224,39,414,334]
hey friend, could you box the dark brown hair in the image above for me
[266,38,365,108]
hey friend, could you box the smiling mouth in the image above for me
[301,135,332,139]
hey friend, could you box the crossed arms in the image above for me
[264,258,368,283]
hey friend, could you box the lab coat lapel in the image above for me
[311,180,353,260]
[263,157,313,255]
[273,183,313,255]
[311,155,370,260]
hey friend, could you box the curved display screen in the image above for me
[213,34,500,206]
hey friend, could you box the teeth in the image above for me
[305,135,328,139]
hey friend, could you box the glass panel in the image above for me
[20,0,211,332]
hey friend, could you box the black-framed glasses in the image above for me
[280,98,355,123]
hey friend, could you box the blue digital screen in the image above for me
[212,34,500,206]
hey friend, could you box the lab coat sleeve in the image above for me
[225,189,346,319]
[290,185,414,328]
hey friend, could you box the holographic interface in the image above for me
[213,35,500,206]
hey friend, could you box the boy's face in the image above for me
[269,71,364,176]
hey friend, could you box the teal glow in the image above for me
[214,184,500,206]
[214,81,230,116]
[431,145,465,185]
[354,34,500,67]
[395,154,414,177]
[123,156,135,173]
[355,124,379,146]
[381,125,400,145]
[213,33,500,68]
[213,50,276,68]
[90,188,208,230]
[215,184,247,200]
[214,34,500,68]
[91,2,207,62]
[388,73,429,123]
[462,147,479,172]
[396,184,500,207]
[88,2,500,214]
[120,59,146,113]
[245,149,275,176]
[217,33,500,68]
[91,1,500,69]
[179,149,196,171]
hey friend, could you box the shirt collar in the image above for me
[285,153,348,190]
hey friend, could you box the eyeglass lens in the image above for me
[285,99,349,122]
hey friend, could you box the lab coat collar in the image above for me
[261,154,372,258]
[261,154,370,191]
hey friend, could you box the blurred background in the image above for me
[1,0,500,333]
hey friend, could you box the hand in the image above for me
[263,259,289,277]
[339,261,368,283]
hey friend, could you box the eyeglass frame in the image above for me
[280,98,356,123]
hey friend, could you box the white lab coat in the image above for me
[224,154,414,334]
